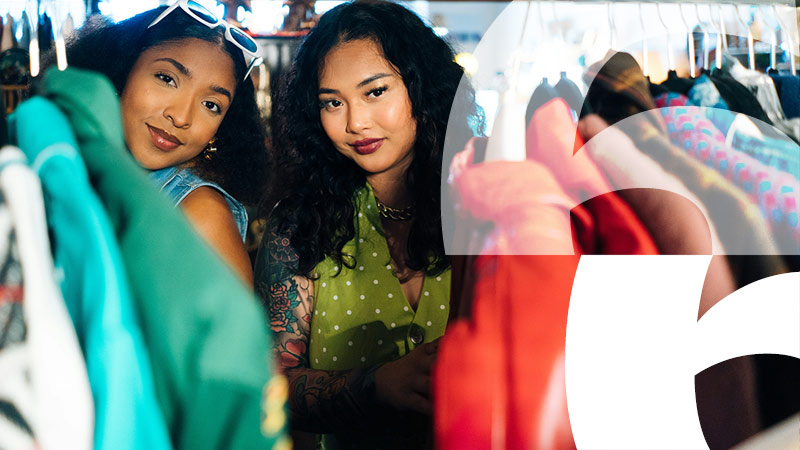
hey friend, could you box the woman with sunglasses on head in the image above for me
[50,1,266,284]
[255,1,482,448]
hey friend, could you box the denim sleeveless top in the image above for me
[149,166,248,241]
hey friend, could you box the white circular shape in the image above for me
[403,306,409,311]
[375,308,381,314]
[333,295,338,301]
[373,280,379,285]
[440,305,446,310]
[347,310,352,315]
[333,356,337,361]
[360,294,366,300]
[348,341,353,346]
[426,321,432,326]
[436,276,442,281]
[390,322,396,328]
[334,325,339,330]
[359,266,365,271]
[361,356,366,362]
[378,339,383,345]
[361,325,367,330]
[388,293,393,298]
[346,281,351,286]
[323,347,327,352]
[372,252,378,257]
[424,291,430,296]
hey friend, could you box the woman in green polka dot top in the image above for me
[255,1,483,448]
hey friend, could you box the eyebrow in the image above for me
[156,58,232,102]
[156,58,190,77]
[211,85,233,102]
[318,73,392,95]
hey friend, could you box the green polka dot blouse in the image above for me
[309,184,450,370]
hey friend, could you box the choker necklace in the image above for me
[375,199,415,221]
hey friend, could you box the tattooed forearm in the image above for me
[285,365,383,433]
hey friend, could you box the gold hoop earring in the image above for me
[203,138,218,160]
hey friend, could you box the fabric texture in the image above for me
[12,98,170,450]
[439,151,583,449]
[770,74,800,119]
[526,98,658,255]
[310,184,450,371]
[654,92,800,255]
[150,166,248,241]
[38,67,286,450]
[0,146,94,450]
[0,166,34,450]
[308,184,450,450]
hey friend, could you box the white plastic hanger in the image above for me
[694,3,711,71]
[639,2,649,78]
[679,3,696,78]
[733,4,755,71]
[656,3,674,73]
[773,4,797,75]
[706,3,723,70]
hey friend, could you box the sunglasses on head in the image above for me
[148,0,263,81]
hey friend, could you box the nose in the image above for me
[163,96,193,129]
[345,102,371,134]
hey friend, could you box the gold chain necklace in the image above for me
[375,199,415,221]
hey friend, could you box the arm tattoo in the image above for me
[255,227,383,432]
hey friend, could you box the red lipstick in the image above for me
[351,138,383,155]
[147,125,183,151]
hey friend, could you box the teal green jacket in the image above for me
[37,67,286,450]
[12,97,172,450]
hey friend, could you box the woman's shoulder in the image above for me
[151,166,248,240]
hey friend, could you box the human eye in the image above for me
[202,100,222,115]
[155,72,177,87]
[319,98,342,111]
[366,86,388,98]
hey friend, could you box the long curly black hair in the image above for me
[267,0,484,277]
[47,7,267,205]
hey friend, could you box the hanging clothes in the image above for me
[0,168,33,449]
[583,51,787,287]
[654,92,800,255]
[708,69,774,128]
[17,12,30,50]
[770,73,800,119]
[37,67,287,450]
[527,98,658,255]
[721,55,800,142]
[37,13,52,53]
[578,115,736,316]
[554,73,584,116]
[440,151,581,450]
[11,98,172,450]
[1,15,15,53]
[0,146,94,450]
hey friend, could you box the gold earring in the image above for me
[203,138,218,160]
